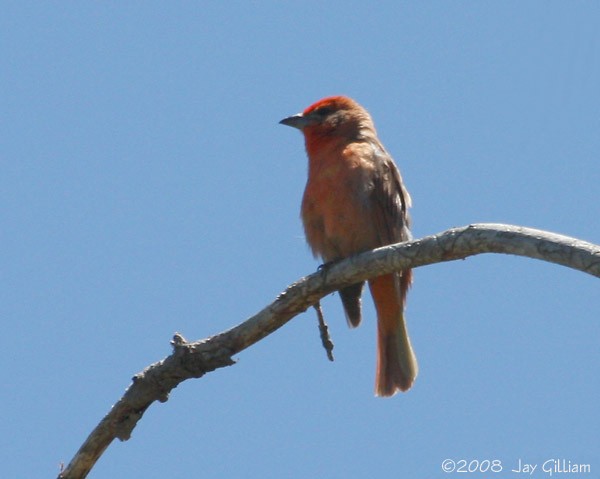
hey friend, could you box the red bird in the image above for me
[280,96,417,396]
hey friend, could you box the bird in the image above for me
[280,95,417,396]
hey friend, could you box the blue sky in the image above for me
[2,2,599,478]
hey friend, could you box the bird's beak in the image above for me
[279,113,311,130]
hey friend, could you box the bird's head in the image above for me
[280,96,375,142]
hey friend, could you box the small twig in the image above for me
[314,302,335,361]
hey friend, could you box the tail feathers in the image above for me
[339,282,364,328]
[375,312,418,397]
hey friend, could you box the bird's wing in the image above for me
[369,142,412,247]
[368,142,413,301]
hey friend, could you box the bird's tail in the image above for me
[340,282,364,328]
[369,272,418,397]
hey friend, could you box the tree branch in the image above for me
[58,223,600,479]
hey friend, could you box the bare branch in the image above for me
[314,302,335,361]
[58,223,600,479]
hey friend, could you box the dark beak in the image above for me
[279,113,311,130]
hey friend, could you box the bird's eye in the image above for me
[315,107,332,116]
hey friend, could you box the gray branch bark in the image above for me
[58,223,600,479]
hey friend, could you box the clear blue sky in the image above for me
[2,2,598,478]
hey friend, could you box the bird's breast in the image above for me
[301,148,378,261]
